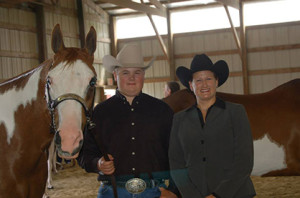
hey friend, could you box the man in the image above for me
[79,44,178,198]
[164,82,180,98]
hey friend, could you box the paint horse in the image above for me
[163,79,300,176]
[0,24,97,198]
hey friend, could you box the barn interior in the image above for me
[0,0,299,197]
[0,0,299,101]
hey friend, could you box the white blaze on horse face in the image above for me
[252,134,286,176]
[0,68,42,144]
[48,60,94,155]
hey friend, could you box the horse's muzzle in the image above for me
[54,131,83,158]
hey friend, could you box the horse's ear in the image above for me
[85,26,97,56]
[51,24,65,54]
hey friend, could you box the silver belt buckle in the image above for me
[125,178,147,194]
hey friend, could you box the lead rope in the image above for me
[103,153,118,198]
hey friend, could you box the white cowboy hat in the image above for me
[102,44,156,73]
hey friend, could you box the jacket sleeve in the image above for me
[169,114,204,198]
[213,105,254,198]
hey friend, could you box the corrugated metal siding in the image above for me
[0,0,110,87]
[83,1,110,86]
[0,7,37,80]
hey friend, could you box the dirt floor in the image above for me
[46,163,300,198]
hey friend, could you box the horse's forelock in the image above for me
[52,48,96,74]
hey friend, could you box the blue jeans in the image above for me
[97,183,166,198]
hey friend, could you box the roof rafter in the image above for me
[96,0,166,17]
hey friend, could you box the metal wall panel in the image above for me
[0,7,37,81]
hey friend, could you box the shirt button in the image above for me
[136,101,139,104]
[131,108,134,111]
[131,122,135,126]
[132,168,135,171]
[132,152,135,155]
[132,137,135,140]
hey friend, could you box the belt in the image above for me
[102,178,164,188]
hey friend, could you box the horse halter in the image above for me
[45,76,96,135]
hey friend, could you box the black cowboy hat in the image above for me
[176,54,229,89]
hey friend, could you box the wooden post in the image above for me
[109,15,118,56]
[224,5,242,59]
[167,8,175,81]
[239,1,250,94]
[34,4,47,63]
[77,0,85,48]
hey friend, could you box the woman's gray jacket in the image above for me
[169,100,256,198]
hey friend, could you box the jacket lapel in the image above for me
[206,105,223,124]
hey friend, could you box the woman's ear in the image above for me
[189,81,194,92]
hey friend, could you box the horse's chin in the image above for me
[56,144,81,159]
[57,151,79,160]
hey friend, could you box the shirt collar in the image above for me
[189,96,226,111]
[115,89,143,102]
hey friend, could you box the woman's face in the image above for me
[189,70,218,102]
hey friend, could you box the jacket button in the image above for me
[203,157,206,162]
[201,140,204,144]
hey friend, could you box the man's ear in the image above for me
[113,70,117,82]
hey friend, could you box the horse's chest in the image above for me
[252,134,286,175]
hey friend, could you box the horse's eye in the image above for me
[89,76,97,87]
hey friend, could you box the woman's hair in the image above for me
[167,81,180,94]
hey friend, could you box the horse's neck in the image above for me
[0,62,51,145]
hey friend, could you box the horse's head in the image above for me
[46,24,97,159]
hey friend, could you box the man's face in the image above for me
[189,70,218,102]
[113,67,145,97]
[164,84,171,97]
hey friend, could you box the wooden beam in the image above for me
[216,0,239,9]
[0,50,38,59]
[33,3,47,63]
[146,13,169,62]
[84,0,107,17]
[100,0,166,17]
[239,1,250,94]
[149,0,166,14]
[144,77,171,83]
[44,6,77,17]
[224,5,242,59]
[109,15,118,57]
[77,0,85,48]
[167,8,175,81]
[249,67,300,76]
[0,22,36,33]
[139,0,169,63]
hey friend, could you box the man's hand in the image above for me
[97,154,115,175]
[159,187,178,198]
[205,195,216,198]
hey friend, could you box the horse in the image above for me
[0,24,97,198]
[163,79,300,177]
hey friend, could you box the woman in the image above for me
[169,54,256,198]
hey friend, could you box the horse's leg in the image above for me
[29,152,48,198]
[47,139,56,189]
